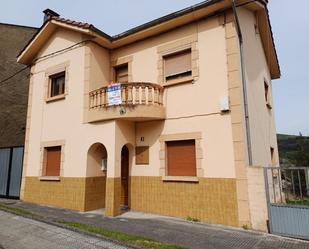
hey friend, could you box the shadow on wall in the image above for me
[135,120,165,148]
[86,143,107,177]
[85,142,108,211]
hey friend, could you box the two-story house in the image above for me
[17,0,280,231]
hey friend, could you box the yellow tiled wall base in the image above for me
[130,177,239,227]
[105,177,121,217]
[84,176,106,211]
[23,176,105,211]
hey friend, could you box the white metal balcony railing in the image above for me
[89,82,164,109]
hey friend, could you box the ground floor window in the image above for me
[166,140,196,176]
[44,146,61,176]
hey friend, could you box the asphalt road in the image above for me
[0,210,132,249]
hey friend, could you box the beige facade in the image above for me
[18,1,280,232]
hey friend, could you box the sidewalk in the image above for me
[1,199,309,249]
[0,210,134,249]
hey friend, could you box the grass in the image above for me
[286,199,309,206]
[186,216,200,222]
[0,203,187,249]
[0,203,39,218]
[242,224,249,230]
[59,221,187,249]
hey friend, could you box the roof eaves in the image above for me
[89,26,113,41]
[16,21,48,59]
[111,0,223,41]
[17,1,224,61]
[265,6,281,78]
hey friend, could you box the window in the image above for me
[264,80,272,108]
[164,49,192,82]
[114,64,128,83]
[270,147,276,166]
[50,72,65,97]
[166,140,196,176]
[45,146,61,176]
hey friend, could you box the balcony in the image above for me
[87,82,165,122]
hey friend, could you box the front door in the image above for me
[121,146,129,207]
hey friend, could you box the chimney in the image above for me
[43,9,60,22]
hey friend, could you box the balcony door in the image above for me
[114,64,128,83]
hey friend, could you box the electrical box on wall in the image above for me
[220,96,230,113]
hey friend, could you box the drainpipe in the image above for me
[231,0,253,166]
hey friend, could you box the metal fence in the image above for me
[0,147,24,198]
[264,167,309,240]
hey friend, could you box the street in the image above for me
[0,210,132,249]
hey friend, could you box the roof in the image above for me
[50,16,92,30]
[0,22,37,30]
[112,0,222,40]
[17,0,280,79]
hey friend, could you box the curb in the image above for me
[140,210,309,244]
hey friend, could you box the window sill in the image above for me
[39,176,60,181]
[46,94,66,103]
[163,76,193,87]
[162,176,199,182]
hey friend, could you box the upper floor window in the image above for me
[164,49,192,82]
[270,147,276,166]
[114,64,128,83]
[264,80,272,109]
[50,72,65,97]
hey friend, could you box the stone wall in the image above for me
[0,23,37,148]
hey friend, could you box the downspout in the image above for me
[231,0,253,166]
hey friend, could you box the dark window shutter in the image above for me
[164,49,192,79]
[45,146,61,176]
[166,140,196,176]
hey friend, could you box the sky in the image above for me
[0,0,308,135]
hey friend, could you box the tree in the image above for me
[293,133,309,166]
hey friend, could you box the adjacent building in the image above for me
[17,0,280,231]
[0,23,37,198]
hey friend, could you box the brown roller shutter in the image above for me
[45,146,61,176]
[166,140,196,176]
[164,49,191,78]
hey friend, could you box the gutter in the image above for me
[231,0,253,166]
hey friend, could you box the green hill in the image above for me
[277,133,309,166]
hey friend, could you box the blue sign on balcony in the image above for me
[107,83,122,106]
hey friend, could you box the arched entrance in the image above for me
[86,143,107,210]
[121,145,129,208]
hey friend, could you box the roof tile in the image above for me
[51,16,92,29]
